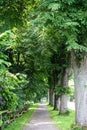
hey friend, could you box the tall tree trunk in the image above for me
[48,88,54,106]
[60,95,68,114]
[59,68,70,114]
[54,94,59,110]
[73,56,87,126]
[57,97,60,110]
[53,69,59,110]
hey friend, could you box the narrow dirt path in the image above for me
[23,103,60,130]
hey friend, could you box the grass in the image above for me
[48,105,75,130]
[4,103,39,130]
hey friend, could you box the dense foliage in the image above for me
[0,29,47,113]
[1,0,87,128]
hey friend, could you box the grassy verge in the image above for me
[48,105,75,130]
[4,103,39,130]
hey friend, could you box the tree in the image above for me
[29,6,71,113]
[0,0,30,31]
[0,32,18,111]
[1,0,87,128]
[0,31,29,111]
[29,0,87,126]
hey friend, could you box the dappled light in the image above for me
[25,121,57,126]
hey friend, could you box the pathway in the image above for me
[23,103,60,130]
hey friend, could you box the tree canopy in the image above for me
[1,0,87,128]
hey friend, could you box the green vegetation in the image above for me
[0,30,47,128]
[48,105,75,130]
[71,125,87,130]
[1,0,87,128]
[4,103,38,130]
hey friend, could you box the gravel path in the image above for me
[23,103,60,130]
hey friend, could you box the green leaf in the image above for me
[48,3,61,11]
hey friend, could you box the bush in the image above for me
[0,89,18,111]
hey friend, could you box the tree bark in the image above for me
[73,56,87,126]
[57,97,60,110]
[48,88,54,106]
[59,68,70,114]
[52,69,59,110]
[60,95,68,114]
[54,94,59,110]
